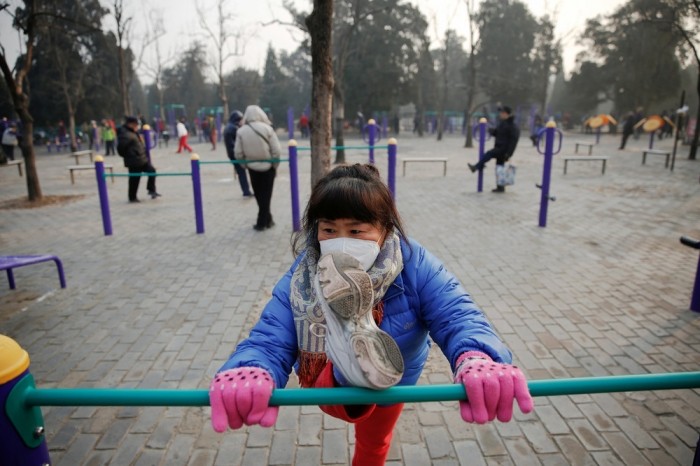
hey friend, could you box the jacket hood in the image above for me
[228,110,243,124]
[243,105,271,125]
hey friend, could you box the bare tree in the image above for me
[45,4,100,153]
[197,0,246,118]
[331,2,389,163]
[668,1,700,159]
[139,9,173,122]
[462,0,481,148]
[0,0,42,200]
[305,0,334,186]
[436,29,451,141]
[110,0,132,116]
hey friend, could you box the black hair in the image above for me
[292,164,408,256]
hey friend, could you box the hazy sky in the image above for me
[0,0,628,83]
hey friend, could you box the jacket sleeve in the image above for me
[412,241,513,369]
[234,131,244,160]
[217,264,299,388]
[269,129,282,159]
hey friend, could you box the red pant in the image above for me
[177,136,192,153]
[314,363,404,466]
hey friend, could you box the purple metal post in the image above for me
[387,138,397,198]
[191,155,204,234]
[287,107,294,140]
[649,132,655,150]
[288,141,301,232]
[0,336,51,466]
[595,126,601,144]
[368,119,376,164]
[143,126,152,163]
[681,237,700,312]
[477,118,487,193]
[539,122,556,228]
[95,156,113,236]
[692,254,700,312]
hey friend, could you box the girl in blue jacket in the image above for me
[210,164,533,465]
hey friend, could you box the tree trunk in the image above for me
[15,94,42,201]
[305,0,334,187]
[117,47,130,116]
[463,82,476,148]
[0,0,42,201]
[220,77,229,118]
[333,83,345,164]
[68,114,77,152]
[690,71,700,160]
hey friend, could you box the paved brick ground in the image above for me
[1,129,699,465]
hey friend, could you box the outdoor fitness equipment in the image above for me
[1,333,699,465]
[362,119,382,164]
[95,155,204,236]
[94,139,398,236]
[680,236,700,312]
[636,115,676,150]
[472,118,492,193]
[536,121,563,228]
[585,114,616,144]
[295,138,399,205]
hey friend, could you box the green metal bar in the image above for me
[296,146,390,151]
[22,372,700,407]
[104,172,190,177]
[199,159,289,165]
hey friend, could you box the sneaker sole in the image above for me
[317,253,404,389]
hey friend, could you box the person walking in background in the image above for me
[467,105,520,193]
[102,121,116,156]
[208,114,217,150]
[1,122,19,162]
[223,110,253,198]
[530,114,543,146]
[208,164,533,465]
[299,112,310,138]
[234,105,281,231]
[618,112,635,150]
[633,107,644,140]
[176,117,193,153]
[117,116,161,203]
[89,120,101,153]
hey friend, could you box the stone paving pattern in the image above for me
[1,129,699,465]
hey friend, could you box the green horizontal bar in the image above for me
[199,159,288,165]
[23,372,700,407]
[105,172,189,177]
[296,145,390,151]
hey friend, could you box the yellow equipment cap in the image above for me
[0,334,30,384]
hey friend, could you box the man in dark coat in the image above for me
[117,116,160,203]
[223,110,253,198]
[618,112,635,150]
[468,106,520,192]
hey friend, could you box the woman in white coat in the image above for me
[234,105,281,231]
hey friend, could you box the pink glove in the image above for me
[454,351,533,424]
[209,367,279,432]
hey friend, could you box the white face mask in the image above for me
[319,237,381,271]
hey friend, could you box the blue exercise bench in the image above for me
[0,255,66,290]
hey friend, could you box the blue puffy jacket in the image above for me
[219,238,512,387]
